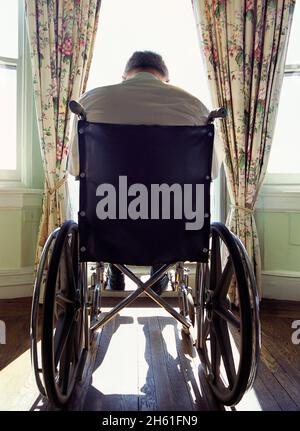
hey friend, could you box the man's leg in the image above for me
[105,264,168,293]
[150,264,169,295]
[105,263,125,290]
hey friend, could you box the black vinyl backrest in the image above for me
[78,121,214,265]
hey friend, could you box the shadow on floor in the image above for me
[30,312,223,411]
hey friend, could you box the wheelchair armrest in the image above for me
[207,107,227,123]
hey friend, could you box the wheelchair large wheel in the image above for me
[31,228,60,397]
[41,220,85,408]
[196,222,256,406]
[233,233,261,391]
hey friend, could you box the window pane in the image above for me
[286,0,300,65]
[0,0,18,59]
[268,74,300,174]
[0,67,17,170]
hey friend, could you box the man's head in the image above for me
[123,51,169,82]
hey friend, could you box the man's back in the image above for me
[69,72,221,177]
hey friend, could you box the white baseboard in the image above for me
[0,266,34,299]
[262,271,300,301]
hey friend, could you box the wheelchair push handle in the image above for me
[207,107,226,123]
[69,100,87,120]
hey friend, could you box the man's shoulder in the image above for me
[79,79,209,117]
[80,82,122,101]
[165,83,209,109]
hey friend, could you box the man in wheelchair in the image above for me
[69,50,223,294]
[32,51,260,409]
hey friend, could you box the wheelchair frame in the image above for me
[30,103,260,409]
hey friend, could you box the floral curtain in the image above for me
[25,0,101,263]
[192,0,295,298]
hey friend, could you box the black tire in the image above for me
[233,234,261,391]
[197,222,253,406]
[41,220,84,408]
[31,228,60,397]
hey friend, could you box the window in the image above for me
[0,0,24,181]
[87,0,212,106]
[267,1,300,177]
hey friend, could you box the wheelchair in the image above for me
[30,101,261,409]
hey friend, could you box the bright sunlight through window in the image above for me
[87,0,211,107]
[267,0,300,174]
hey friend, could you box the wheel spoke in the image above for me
[210,231,222,291]
[54,298,61,321]
[213,319,236,388]
[71,232,79,287]
[73,336,79,365]
[56,293,75,307]
[60,342,72,395]
[54,315,74,367]
[203,317,210,340]
[59,232,78,297]
[72,320,80,365]
[61,320,77,395]
[214,257,234,299]
[65,243,77,293]
[214,304,240,330]
[210,324,221,380]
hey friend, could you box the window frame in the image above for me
[0,0,33,187]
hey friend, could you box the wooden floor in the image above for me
[0,297,300,411]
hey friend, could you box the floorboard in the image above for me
[0,297,299,411]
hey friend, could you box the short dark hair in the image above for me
[124,51,169,80]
